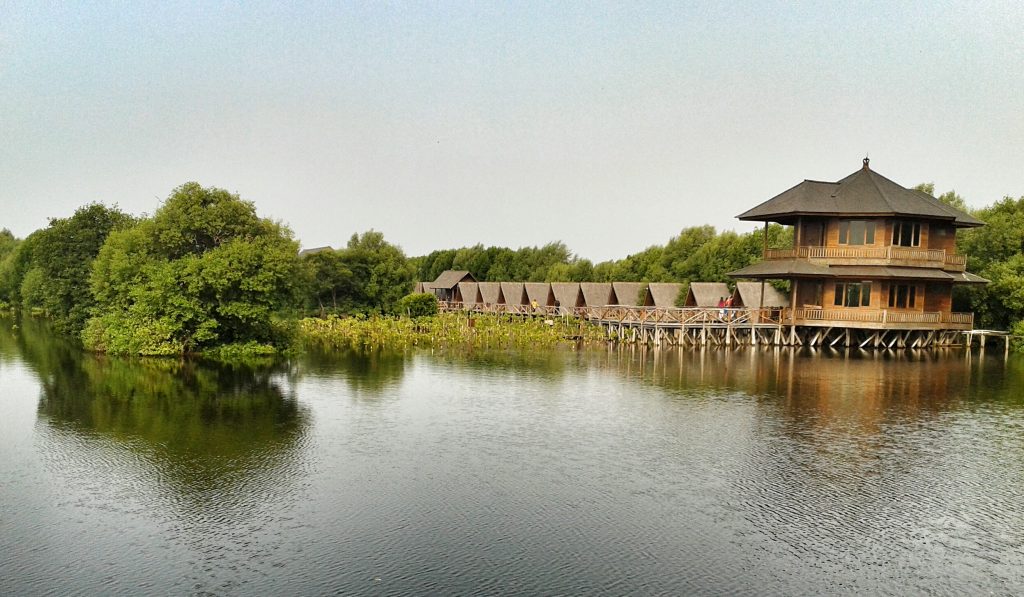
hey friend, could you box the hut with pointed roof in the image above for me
[478,282,502,306]
[500,282,528,306]
[458,282,481,309]
[683,282,731,308]
[731,282,789,309]
[580,283,615,308]
[611,282,646,306]
[729,158,986,331]
[644,283,685,308]
[524,283,555,309]
[551,283,583,315]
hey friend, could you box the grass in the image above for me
[299,312,609,351]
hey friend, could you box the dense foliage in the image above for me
[412,225,793,286]
[394,293,439,318]
[303,231,416,316]
[82,183,304,355]
[0,205,134,334]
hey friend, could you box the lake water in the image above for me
[2,318,1023,596]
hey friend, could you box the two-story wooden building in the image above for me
[729,158,987,347]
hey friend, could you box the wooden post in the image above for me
[759,221,768,324]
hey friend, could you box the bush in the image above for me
[395,293,439,318]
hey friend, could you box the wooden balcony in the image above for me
[792,308,974,330]
[764,246,967,272]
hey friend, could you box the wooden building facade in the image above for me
[729,158,987,336]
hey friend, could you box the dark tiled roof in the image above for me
[730,261,989,284]
[738,165,984,227]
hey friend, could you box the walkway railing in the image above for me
[793,308,974,327]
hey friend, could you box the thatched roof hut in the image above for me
[500,282,527,305]
[684,282,731,307]
[644,283,684,308]
[458,282,481,307]
[478,282,502,305]
[611,282,646,306]
[430,270,476,302]
[580,282,614,308]
[550,283,582,314]
[524,283,555,307]
[732,282,789,308]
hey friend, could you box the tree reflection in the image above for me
[10,317,308,498]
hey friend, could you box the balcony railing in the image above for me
[764,246,966,270]
[792,308,973,328]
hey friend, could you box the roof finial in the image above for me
[863,155,870,170]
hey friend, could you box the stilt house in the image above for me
[729,158,986,330]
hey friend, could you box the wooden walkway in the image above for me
[437,301,993,349]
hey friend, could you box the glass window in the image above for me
[839,220,875,245]
[888,284,918,308]
[834,282,872,307]
[892,221,922,247]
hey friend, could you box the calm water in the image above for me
[2,319,1023,596]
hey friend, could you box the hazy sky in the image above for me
[2,1,1022,262]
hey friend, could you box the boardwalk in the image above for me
[437,300,973,348]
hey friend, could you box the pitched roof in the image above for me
[551,283,582,308]
[730,261,989,284]
[579,283,614,307]
[737,162,984,227]
[524,283,554,305]
[733,282,789,308]
[478,282,502,304]
[646,283,684,307]
[458,282,480,304]
[611,282,645,306]
[431,270,476,290]
[413,282,425,294]
[729,259,832,279]
[686,282,731,307]
[500,282,527,305]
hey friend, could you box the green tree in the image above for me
[337,230,416,315]
[84,183,303,355]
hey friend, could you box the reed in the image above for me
[299,313,608,351]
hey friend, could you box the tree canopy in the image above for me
[83,183,303,355]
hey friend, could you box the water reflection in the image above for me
[8,317,310,503]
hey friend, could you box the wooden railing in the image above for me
[438,301,975,329]
[793,308,973,327]
[764,246,966,269]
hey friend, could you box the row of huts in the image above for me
[414,270,789,315]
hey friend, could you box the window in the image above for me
[888,284,917,309]
[839,220,876,245]
[892,221,922,247]
[833,282,872,307]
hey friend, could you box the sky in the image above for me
[1,1,1022,262]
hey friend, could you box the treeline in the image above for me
[3,180,1024,354]
[412,224,793,285]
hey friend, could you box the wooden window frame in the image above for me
[833,281,872,307]
[838,220,876,246]
[888,283,918,309]
[892,221,922,248]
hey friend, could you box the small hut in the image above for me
[683,282,732,307]
[644,283,684,308]
[580,282,614,308]
[500,282,528,306]
[430,270,476,302]
[524,283,555,308]
[732,282,789,309]
[458,282,481,308]
[611,282,646,306]
[478,282,502,307]
[550,283,583,315]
